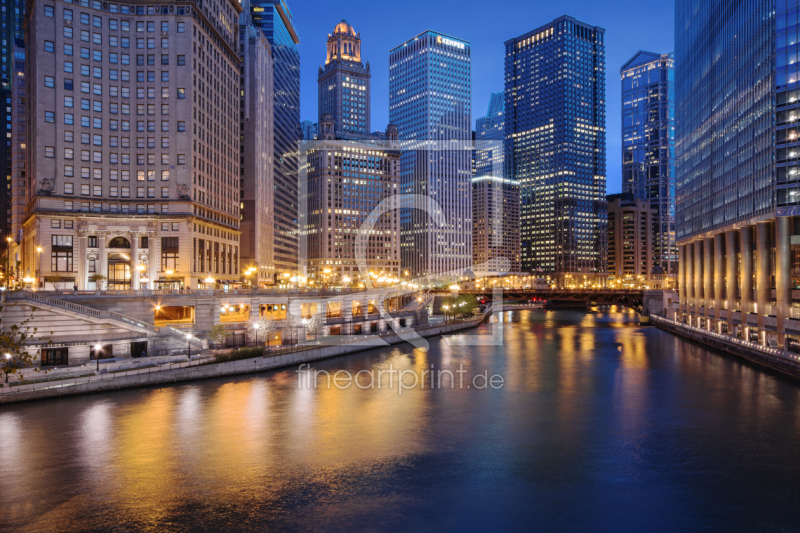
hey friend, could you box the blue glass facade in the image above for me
[389,31,472,278]
[776,0,800,210]
[250,0,300,277]
[675,0,774,240]
[621,51,676,274]
[504,16,607,280]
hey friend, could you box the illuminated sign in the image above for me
[436,35,465,50]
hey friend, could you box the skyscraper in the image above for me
[473,91,520,275]
[505,16,607,283]
[389,31,472,279]
[674,0,800,351]
[25,0,242,290]
[317,20,370,137]
[0,0,26,245]
[621,51,676,277]
[239,18,275,286]
[249,0,300,279]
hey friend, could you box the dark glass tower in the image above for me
[0,0,25,242]
[250,0,300,278]
[620,51,676,276]
[504,15,607,283]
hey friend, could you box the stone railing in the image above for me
[23,291,159,334]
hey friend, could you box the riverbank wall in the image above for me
[652,315,800,379]
[0,313,491,404]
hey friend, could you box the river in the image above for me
[2,308,800,532]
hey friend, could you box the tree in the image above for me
[0,304,52,382]
[90,274,107,290]
[285,312,302,345]
[45,274,63,291]
[247,316,277,348]
[208,323,228,348]
[454,295,478,318]
[305,314,323,340]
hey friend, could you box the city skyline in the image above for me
[293,0,674,195]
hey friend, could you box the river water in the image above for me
[2,308,800,532]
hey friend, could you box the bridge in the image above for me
[441,288,668,315]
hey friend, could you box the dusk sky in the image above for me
[293,0,674,194]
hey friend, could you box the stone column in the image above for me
[756,222,771,344]
[98,233,107,291]
[686,242,694,309]
[776,216,791,351]
[726,230,738,334]
[131,232,139,290]
[740,227,753,314]
[679,244,686,311]
[147,232,157,290]
[704,237,714,323]
[714,233,724,330]
[77,232,88,290]
[694,240,703,313]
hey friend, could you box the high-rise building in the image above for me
[24,0,242,290]
[1,0,26,245]
[607,192,658,288]
[301,120,317,140]
[621,51,676,277]
[317,20,370,138]
[472,92,520,275]
[302,115,400,284]
[239,19,275,286]
[389,31,472,279]
[505,16,607,283]
[249,0,300,279]
[9,41,25,268]
[472,176,520,275]
[674,0,800,351]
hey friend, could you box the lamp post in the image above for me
[186,333,192,358]
[4,353,11,383]
[94,344,102,371]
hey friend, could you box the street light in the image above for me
[4,353,10,383]
[94,344,102,371]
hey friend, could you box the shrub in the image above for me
[213,346,264,363]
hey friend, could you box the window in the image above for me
[65,114,74,125]
[161,237,179,270]
[121,20,129,31]
[177,121,185,132]
[64,201,74,211]
[81,132,90,144]
[177,21,185,33]
[160,103,169,115]
[51,219,62,229]
[121,186,130,197]
[161,187,169,198]
[137,187,144,198]
[93,185,102,196]
[65,96,74,108]
[45,146,55,158]
[161,154,169,165]
[147,187,155,198]
[81,98,90,110]
[81,81,90,93]
[45,76,55,88]
[64,61,74,73]
[64,44,73,55]
[81,184,90,195]
[93,15,101,28]
[64,8,73,20]
[110,186,118,197]
[81,47,89,59]
[110,52,118,64]
[161,137,169,148]
[51,235,74,272]
[45,41,55,53]
[93,33,101,45]
[81,167,90,178]
[177,55,185,66]
[161,21,169,32]
[161,39,168,49]
[137,170,145,181]
[161,54,168,65]
[88,236,98,248]
[161,71,169,82]
[64,79,74,90]
[93,135,102,146]
[65,148,74,159]
[64,164,74,176]
[81,30,90,42]
[93,66,102,78]
[64,183,74,194]
[93,118,102,129]
[109,19,118,30]
[177,154,185,165]
[161,170,170,181]
[64,26,73,38]
[93,169,102,180]
[93,101,102,112]
[147,38,155,49]
[81,149,90,161]
[161,121,169,132]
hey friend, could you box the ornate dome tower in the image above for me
[326,20,361,64]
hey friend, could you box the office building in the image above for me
[317,20,370,137]
[9,41,25,270]
[249,0,300,279]
[472,176,520,275]
[505,16,608,284]
[24,0,242,290]
[1,1,26,244]
[389,30,472,279]
[301,119,317,140]
[239,19,275,286]
[674,0,800,351]
[302,115,400,284]
[607,192,662,288]
[621,50,676,277]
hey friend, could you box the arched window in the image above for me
[108,236,131,249]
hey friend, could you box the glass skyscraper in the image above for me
[504,15,607,282]
[389,31,472,279]
[250,0,300,279]
[620,51,676,276]
[674,0,800,352]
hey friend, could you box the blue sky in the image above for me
[293,0,674,194]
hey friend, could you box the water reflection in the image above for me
[2,309,800,532]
